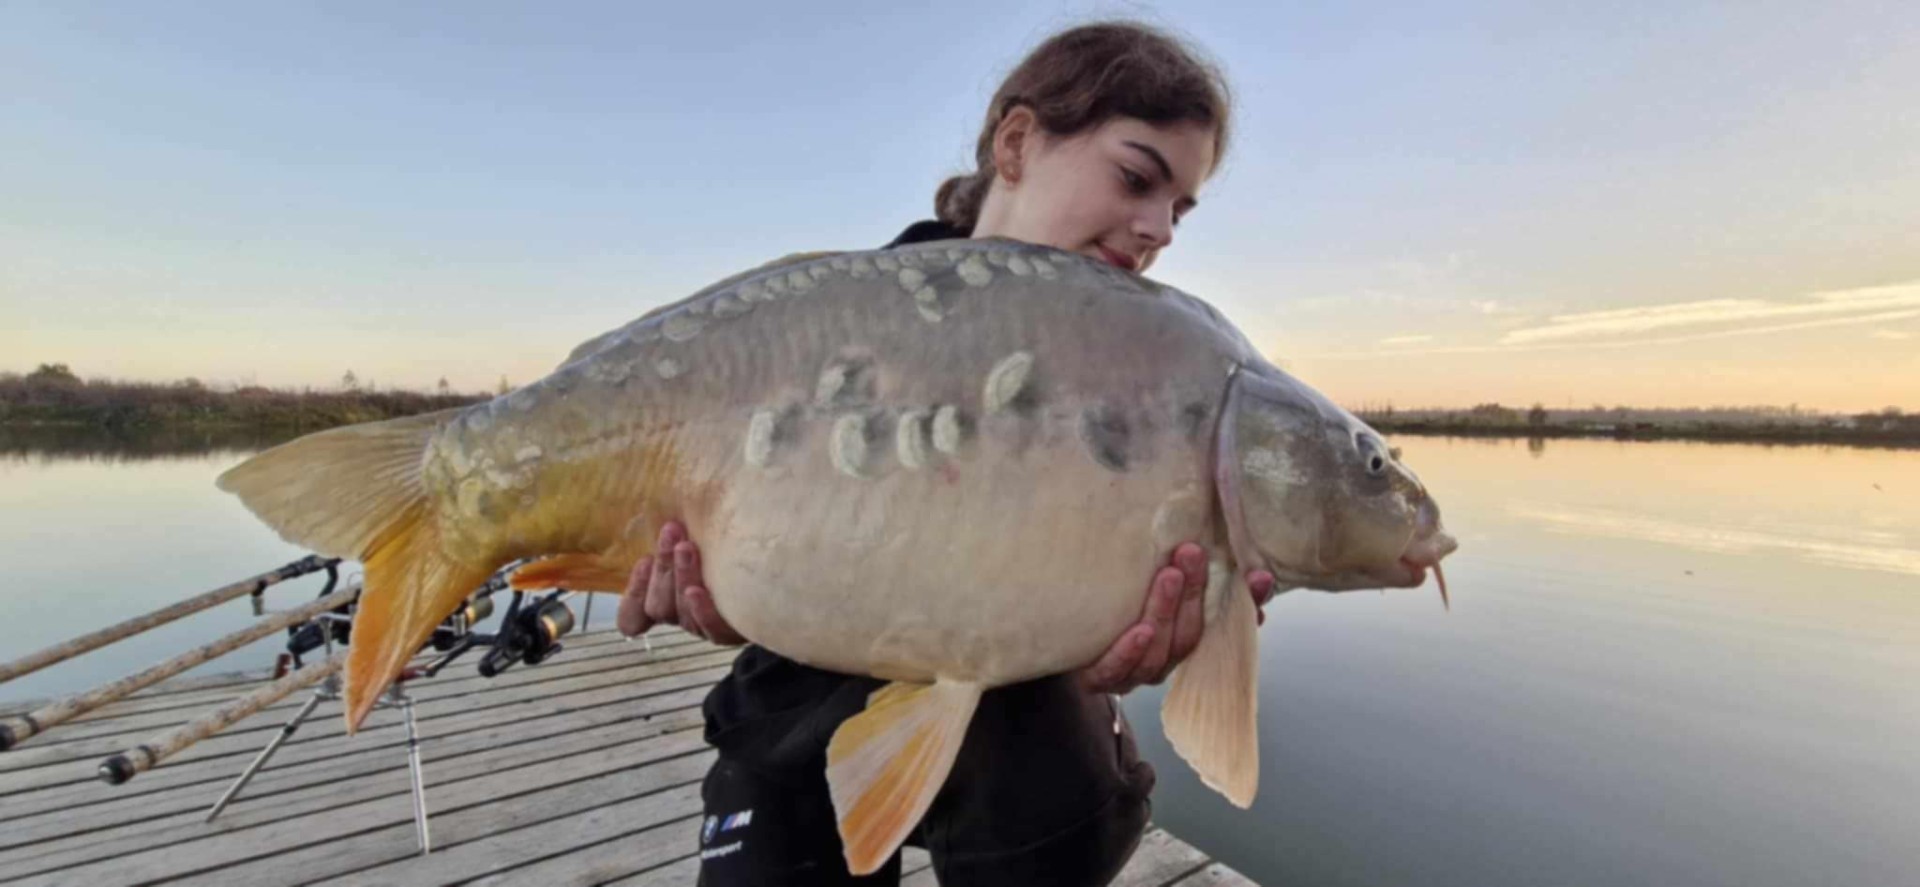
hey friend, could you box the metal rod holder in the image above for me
[204,674,434,855]
[205,689,328,822]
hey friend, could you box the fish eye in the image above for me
[1355,432,1389,476]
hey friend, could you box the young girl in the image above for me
[620,22,1274,886]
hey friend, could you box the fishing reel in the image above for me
[281,561,352,671]
[476,590,575,677]
[429,572,510,651]
[416,587,573,679]
[277,565,574,681]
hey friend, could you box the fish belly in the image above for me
[435,242,1250,685]
[701,434,1210,685]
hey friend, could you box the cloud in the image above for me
[1288,279,1920,361]
[1871,329,1912,340]
[1501,281,1920,345]
[1379,334,1434,346]
[1308,305,1920,359]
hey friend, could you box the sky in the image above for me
[4,1,1916,412]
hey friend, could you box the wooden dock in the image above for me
[0,629,1253,885]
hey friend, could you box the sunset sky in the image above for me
[5,2,1916,412]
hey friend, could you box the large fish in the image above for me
[219,239,1457,873]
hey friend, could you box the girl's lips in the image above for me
[1095,244,1139,272]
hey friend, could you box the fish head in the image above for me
[1223,365,1458,593]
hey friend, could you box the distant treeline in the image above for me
[1,364,487,433]
[1359,402,1920,448]
[0,423,296,463]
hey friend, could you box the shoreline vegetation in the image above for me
[1,364,487,453]
[1358,402,1920,449]
[5,364,1918,452]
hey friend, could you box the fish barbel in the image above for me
[219,239,1457,873]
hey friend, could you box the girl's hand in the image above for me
[618,521,747,645]
[1076,543,1276,696]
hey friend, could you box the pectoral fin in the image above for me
[825,679,983,875]
[509,553,633,593]
[1161,573,1260,807]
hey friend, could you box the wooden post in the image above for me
[0,585,360,750]
[0,555,339,685]
[98,652,346,785]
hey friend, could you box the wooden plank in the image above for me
[0,587,362,750]
[153,749,716,887]
[6,631,702,750]
[601,854,700,886]
[7,631,707,761]
[0,689,708,860]
[1,633,711,790]
[1,669,260,717]
[0,665,716,827]
[857,829,1210,887]
[0,629,689,727]
[443,814,704,887]
[7,731,716,885]
[0,707,706,876]
[1113,827,1213,887]
[0,646,737,795]
[343,798,936,883]
[316,789,705,886]
[1168,861,1259,886]
[102,652,345,785]
[45,629,693,730]
[0,628,1246,887]
[0,669,721,867]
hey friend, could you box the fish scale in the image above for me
[217,237,1456,874]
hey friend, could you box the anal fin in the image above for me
[826,679,983,875]
[1162,573,1261,807]
[509,553,633,593]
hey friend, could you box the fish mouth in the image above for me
[1397,528,1458,609]
[1363,556,1430,589]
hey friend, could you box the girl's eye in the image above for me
[1120,167,1149,194]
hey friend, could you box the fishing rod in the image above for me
[0,583,362,750]
[89,568,588,857]
[0,554,339,685]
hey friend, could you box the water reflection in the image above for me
[0,425,295,464]
[0,442,314,707]
[1511,501,1920,576]
[1128,435,1920,887]
[2,434,1917,886]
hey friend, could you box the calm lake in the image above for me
[3,433,1915,886]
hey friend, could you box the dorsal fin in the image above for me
[558,250,843,368]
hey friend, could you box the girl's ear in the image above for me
[991,105,1039,185]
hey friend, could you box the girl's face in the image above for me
[976,113,1217,275]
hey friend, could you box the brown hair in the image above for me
[935,21,1232,232]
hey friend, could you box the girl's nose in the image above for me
[1134,204,1175,250]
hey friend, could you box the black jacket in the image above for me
[695,220,1153,887]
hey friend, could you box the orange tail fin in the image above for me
[217,407,494,732]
